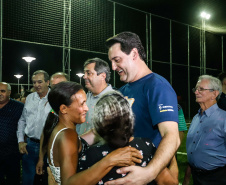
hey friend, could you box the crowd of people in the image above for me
[0,32,226,185]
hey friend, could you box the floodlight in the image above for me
[14,74,23,93]
[76,73,84,84]
[22,56,36,90]
[200,11,211,20]
[22,57,36,63]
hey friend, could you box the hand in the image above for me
[36,158,44,175]
[19,142,28,154]
[107,146,143,167]
[104,166,152,185]
[47,167,58,185]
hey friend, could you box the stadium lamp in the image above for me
[22,57,36,90]
[200,11,211,20]
[76,73,84,84]
[14,74,23,93]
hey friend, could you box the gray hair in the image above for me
[32,70,49,82]
[0,82,11,91]
[84,58,111,83]
[51,72,69,81]
[7,83,11,91]
[93,91,134,148]
[198,75,222,100]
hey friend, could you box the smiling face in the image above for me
[67,89,88,124]
[83,63,103,93]
[0,83,11,106]
[108,43,136,83]
[32,73,49,98]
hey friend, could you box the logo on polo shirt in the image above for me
[158,104,174,112]
[124,96,135,107]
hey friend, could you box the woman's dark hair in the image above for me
[93,91,134,149]
[42,81,83,150]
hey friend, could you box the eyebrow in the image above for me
[111,56,120,61]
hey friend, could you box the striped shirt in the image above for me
[178,104,187,131]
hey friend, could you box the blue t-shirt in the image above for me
[120,73,178,147]
[186,103,226,170]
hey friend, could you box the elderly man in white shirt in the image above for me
[17,70,51,185]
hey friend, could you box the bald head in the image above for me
[50,72,69,87]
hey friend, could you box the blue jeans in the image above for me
[22,138,40,185]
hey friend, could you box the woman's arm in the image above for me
[57,129,143,185]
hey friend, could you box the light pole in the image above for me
[22,57,36,90]
[200,11,210,74]
[76,73,84,84]
[14,75,23,93]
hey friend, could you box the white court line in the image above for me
[177,151,187,155]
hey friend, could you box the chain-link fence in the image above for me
[1,0,225,119]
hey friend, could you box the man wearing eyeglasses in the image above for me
[183,75,226,185]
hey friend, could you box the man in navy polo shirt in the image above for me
[105,32,180,185]
[183,75,226,185]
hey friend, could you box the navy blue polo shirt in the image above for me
[120,73,178,147]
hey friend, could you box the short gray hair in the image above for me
[32,70,49,82]
[51,72,69,81]
[198,75,222,100]
[7,83,11,91]
[84,58,111,83]
[93,91,134,148]
[0,82,11,90]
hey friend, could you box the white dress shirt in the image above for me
[17,89,52,142]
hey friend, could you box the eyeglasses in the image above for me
[192,87,214,93]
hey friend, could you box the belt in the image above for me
[25,135,40,143]
[190,165,226,175]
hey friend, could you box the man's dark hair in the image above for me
[84,58,111,83]
[218,72,226,84]
[106,31,146,61]
[32,70,49,82]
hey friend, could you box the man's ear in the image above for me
[60,104,67,114]
[131,48,139,60]
[46,80,50,86]
[212,90,219,100]
[100,72,106,81]
[223,79,226,85]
